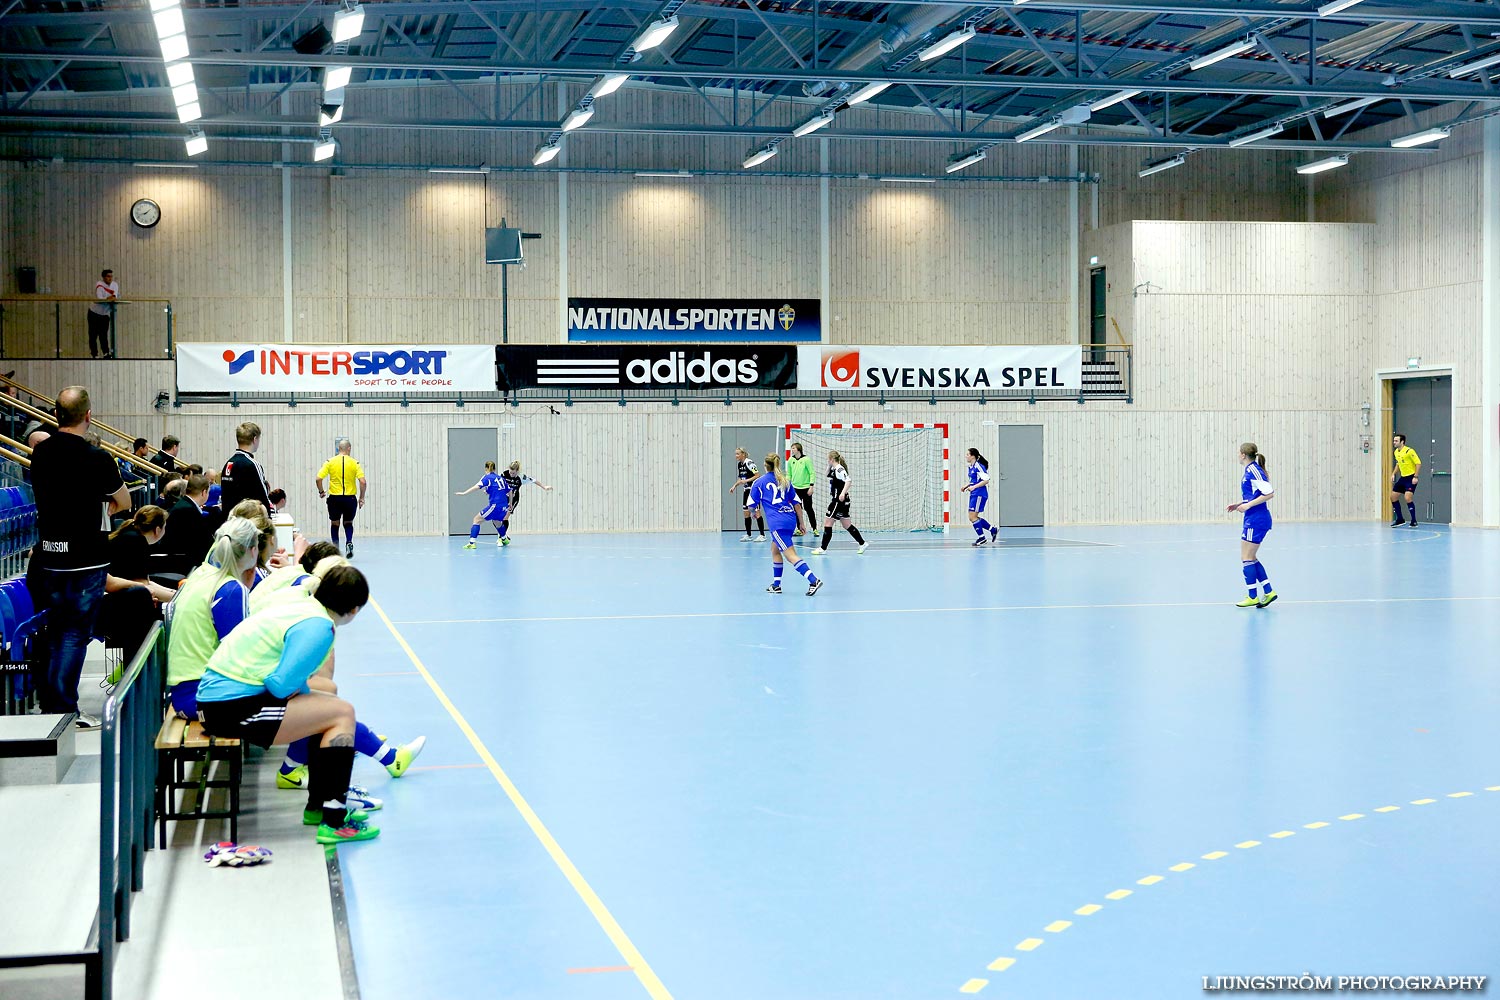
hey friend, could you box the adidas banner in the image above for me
[495,345,798,391]
[796,345,1082,393]
[175,343,498,393]
[567,298,821,342]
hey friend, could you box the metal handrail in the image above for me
[1,373,156,456]
[0,296,175,360]
[0,296,174,304]
[0,394,170,476]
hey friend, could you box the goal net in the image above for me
[784,423,949,532]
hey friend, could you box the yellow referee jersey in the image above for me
[1393,446,1421,477]
[318,454,365,495]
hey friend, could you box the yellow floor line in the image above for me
[373,600,673,1000]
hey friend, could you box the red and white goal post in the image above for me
[783,423,950,533]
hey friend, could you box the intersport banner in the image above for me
[176,343,498,393]
[567,298,821,342]
[797,345,1082,393]
[495,345,797,391]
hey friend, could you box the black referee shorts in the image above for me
[327,494,358,522]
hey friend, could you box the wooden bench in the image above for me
[154,715,243,849]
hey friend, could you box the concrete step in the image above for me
[0,714,77,786]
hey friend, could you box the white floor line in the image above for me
[393,594,1500,626]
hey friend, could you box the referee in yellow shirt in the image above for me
[1390,433,1422,527]
[316,437,367,557]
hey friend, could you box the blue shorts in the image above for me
[480,500,505,520]
[170,680,199,720]
[768,530,796,553]
[968,491,988,513]
[1241,522,1271,544]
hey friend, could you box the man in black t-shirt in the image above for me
[27,386,131,727]
[220,420,271,511]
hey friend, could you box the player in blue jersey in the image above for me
[1226,442,1277,608]
[748,454,823,597]
[455,461,510,549]
[962,447,998,546]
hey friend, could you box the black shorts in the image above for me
[506,493,520,516]
[327,494,358,521]
[827,496,851,521]
[197,693,289,749]
[1393,476,1417,495]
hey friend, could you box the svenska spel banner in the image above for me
[796,345,1082,393]
[176,344,498,393]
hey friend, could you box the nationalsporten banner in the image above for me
[176,344,498,393]
[797,344,1083,393]
[494,345,798,391]
[567,298,821,342]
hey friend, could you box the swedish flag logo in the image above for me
[777,304,796,332]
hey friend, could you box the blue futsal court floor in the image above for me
[330,524,1500,999]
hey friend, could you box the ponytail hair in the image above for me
[967,447,989,470]
[187,516,260,593]
[483,461,497,473]
[828,450,847,472]
[765,453,788,490]
[109,504,167,541]
[508,460,521,473]
[1239,442,1267,473]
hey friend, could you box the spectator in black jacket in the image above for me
[220,421,271,512]
[161,473,215,576]
[150,435,181,475]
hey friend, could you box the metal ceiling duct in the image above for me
[801,5,956,98]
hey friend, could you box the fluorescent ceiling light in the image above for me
[324,66,352,91]
[171,82,198,107]
[1317,0,1364,14]
[429,167,488,174]
[561,107,594,132]
[1296,154,1348,174]
[152,8,185,37]
[846,81,892,105]
[331,5,365,43]
[1188,37,1255,71]
[149,0,180,10]
[635,171,691,178]
[1391,126,1450,148]
[176,101,202,124]
[1448,52,1500,78]
[1138,154,1186,178]
[313,139,337,162]
[532,143,561,165]
[319,103,345,126]
[165,62,194,88]
[185,134,208,157]
[1228,123,1283,147]
[742,145,778,168]
[133,161,197,168]
[792,111,835,138]
[1016,119,1061,142]
[159,33,189,62]
[632,15,679,52]
[1324,96,1380,118]
[945,150,986,173]
[878,177,936,184]
[918,26,976,62]
[589,73,629,98]
[1089,89,1142,112]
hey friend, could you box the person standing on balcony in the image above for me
[89,268,118,359]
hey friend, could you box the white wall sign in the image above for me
[796,345,1082,393]
[176,343,497,393]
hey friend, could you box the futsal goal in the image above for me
[784,423,950,532]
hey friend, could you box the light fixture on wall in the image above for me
[1316,0,1364,15]
[1390,126,1450,148]
[1138,154,1186,178]
[1188,37,1256,71]
[631,15,679,52]
[589,73,630,98]
[184,130,207,156]
[324,66,352,93]
[846,81,892,105]
[331,3,365,43]
[561,106,594,132]
[1324,96,1381,117]
[878,176,936,183]
[318,103,345,126]
[1295,154,1349,174]
[793,110,836,137]
[1016,118,1062,142]
[1448,52,1500,78]
[313,138,337,162]
[1089,89,1142,112]
[532,142,561,165]
[919,25,976,62]
[944,149,986,173]
[742,144,779,168]
[1227,123,1284,147]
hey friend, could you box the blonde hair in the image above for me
[828,450,847,472]
[764,454,788,490]
[302,554,349,597]
[483,461,497,472]
[187,516,261,594]
[508,460,521,473]
[229,499,267,521]
[735,447,747,459]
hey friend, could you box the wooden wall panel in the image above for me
[1079,222,1133,346]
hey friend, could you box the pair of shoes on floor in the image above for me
[462,541,477,549]
[1235,591,1279,609]
[311,808,380,844]
[276,735,427,789]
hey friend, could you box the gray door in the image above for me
[1392,376,1452,524]
[721,426,779,531]
[448,427,499,535]
[995,425,1044,527]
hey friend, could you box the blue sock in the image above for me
[976,517,991,533]
[281,738,310,771]
[973,520,984,536]
[469,524,480,540]
[330,526,339,544]
[793,560,819,585]
[490,520,506,537]
[1407,502,1416,523]
[1254,561,1271,592]
[772,564,784,588]
[1242,561,1259,597]
[344,522,354,545]
[355,723,397,765]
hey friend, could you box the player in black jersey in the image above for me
[812,450,867,554]
[500,460,552,542]
[729,447,766,541]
